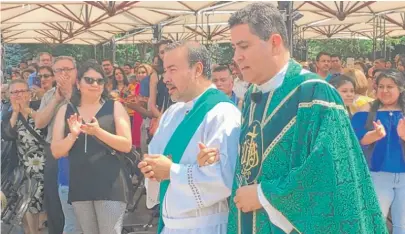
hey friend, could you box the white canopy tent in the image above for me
[1,1,405,45]
[115,1,405,45]
[1,1,224,45]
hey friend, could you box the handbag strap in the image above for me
[19,114,48,146]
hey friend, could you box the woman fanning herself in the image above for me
[51,62,132,234]
[111,67,136,127]
[329,75,356,118]
[351,69,405,234]
[111,67,130,102]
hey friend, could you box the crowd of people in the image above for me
[1,2,404,234]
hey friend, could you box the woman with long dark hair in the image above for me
[351,69,405,234]
[50,62,132,234]
[148,40,173,139]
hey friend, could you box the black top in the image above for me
[65,100,130,203]
[156,75,173,113]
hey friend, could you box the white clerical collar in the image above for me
[184,84,217,109]
[257,62,289,93]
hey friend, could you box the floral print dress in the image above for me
[3,115,46,214]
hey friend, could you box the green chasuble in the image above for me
[227,60,387,234]
[157,88,232,234]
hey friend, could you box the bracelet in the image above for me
[67,133,78,141]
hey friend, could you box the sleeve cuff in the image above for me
[169,163,187,185]
[257,183,294,233]
[257,183,271,207]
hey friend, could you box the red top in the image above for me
[131,84,142,148]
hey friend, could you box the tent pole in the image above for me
[372,15,376,61]
[112,38,116,64]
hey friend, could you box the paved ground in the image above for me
[2,185,157,234]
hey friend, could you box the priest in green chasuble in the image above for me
[226,3,388,234]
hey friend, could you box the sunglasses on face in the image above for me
[10,89,29,95]
[37,74,52,79]
[83,77,105,85]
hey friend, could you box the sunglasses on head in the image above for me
[37,74,52,79]
[83,77,105,85]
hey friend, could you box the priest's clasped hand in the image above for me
[138,154,172,181]
[197,142,219,167]
[234,184,263,213]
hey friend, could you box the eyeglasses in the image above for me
[10,89,29,96]
[53,67,75,74]
[37,74,52,79]
[83,77,105,85]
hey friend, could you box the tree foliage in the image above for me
[4,44,30,69]
[3,36,404,73]
[307,39,374,60]
[207,43,234,65]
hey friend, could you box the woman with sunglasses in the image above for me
[351,69,405,234]
[50,62,132,234]
[1,79,46,234]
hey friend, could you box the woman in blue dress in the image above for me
[351,69,405,234]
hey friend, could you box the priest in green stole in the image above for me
[138,41,241,234]
[227,3,388,234]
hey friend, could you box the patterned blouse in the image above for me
[2,113,46,213]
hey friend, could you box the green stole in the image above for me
[157,88,232,233]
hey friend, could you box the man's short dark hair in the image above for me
[213,65,231,73]
[157,40,173,48]
[316,52,331,62]
[102,59,112,64]
[124,64,132,68]
[372,68,385,77]
[228,2,289,48]
[38,52,52,60]
[164,41,212,79]
[376,58,386,63]
[331,54,341,60]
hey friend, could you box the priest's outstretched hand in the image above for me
[197,142,219,167]
[138,154,173,181]
[234,184,262,213]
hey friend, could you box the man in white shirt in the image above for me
[138,41,241,234]
[230,62,249,99]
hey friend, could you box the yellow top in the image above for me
[349,95,374,115]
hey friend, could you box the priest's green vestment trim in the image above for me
[157,88,232,233]
[227,60,387,234]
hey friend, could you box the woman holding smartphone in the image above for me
[50,62,132,234]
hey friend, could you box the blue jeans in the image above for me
[58,185,82,234]
[371,172,405,234]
